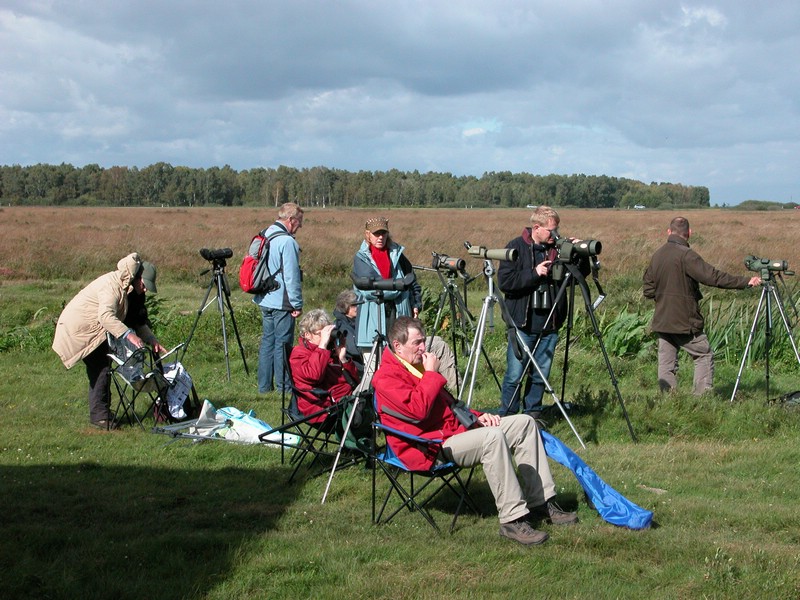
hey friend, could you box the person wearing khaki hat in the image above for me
[52,253,166,430]
[351,217,460,390]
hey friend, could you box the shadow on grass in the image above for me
[0,461,297,600]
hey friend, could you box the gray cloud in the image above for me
[1,0,798,204]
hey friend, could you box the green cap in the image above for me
[141,261,157,294]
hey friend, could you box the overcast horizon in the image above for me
[2,1,798,206]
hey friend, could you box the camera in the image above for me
[465,242,518,262]
[431,252,467,275]
[744,255,793,278]
[200,247,233,262]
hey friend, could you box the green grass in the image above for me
[2,280,800,599]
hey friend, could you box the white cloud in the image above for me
[0,1,799,203]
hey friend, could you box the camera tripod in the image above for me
[527,259,637,442]
[322,275,414,503]
[181,256,249,381]
[413,264,501,396]
[461,258,587,448]
[730,273,800,402]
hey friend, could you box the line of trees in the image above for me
[0,162,710,209]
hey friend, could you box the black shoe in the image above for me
[524,410,548,430]
[533,500,578,525]
[499,519,549,546]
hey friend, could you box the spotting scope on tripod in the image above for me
[412,252,496,396]
[460,241,587,449]
[730,255,800,402]
[181,247,248,381]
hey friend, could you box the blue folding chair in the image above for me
[371,417,480,534]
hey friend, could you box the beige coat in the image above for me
[52,253,154,369]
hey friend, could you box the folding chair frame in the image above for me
[260,391,364,483]
[371,421,480,534]
[108,345,168,430]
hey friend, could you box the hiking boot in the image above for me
[89,419,119,431]
[499,519,549,546]
[533,500,578,525]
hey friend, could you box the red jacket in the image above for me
[289,338,359,423]
[373,350,480,470]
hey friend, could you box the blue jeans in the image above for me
[499,330,558,415]
[258,307,295,393]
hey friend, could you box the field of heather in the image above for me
[2,205,798,287]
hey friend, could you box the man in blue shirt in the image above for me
[255,202,304,393]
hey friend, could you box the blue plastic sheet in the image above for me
[542,431,653,530]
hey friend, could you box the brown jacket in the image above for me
[643,235,750,335]
[52,253,154,368]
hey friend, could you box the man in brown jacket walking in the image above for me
[643,217,761,395]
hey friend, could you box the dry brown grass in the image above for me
[1,206,798,285]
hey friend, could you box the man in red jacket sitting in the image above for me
[372,316,577,547]
[290,309,360,424]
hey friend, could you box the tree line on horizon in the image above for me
[0,162,710,209]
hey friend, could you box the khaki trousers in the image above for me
[657,332,714,395]
[440,414,556,524]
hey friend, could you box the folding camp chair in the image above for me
[108,336,197,430]
[371,405,480,534]
[260,385,367,482]
[107,335,168,429]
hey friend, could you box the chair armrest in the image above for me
[374,422,443,445]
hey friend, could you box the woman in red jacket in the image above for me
[289,309,360,423]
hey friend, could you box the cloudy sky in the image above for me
[1,1,798,205]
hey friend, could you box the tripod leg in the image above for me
[214,273,232,381]
[220,274,250,375]
[731,286,767,402]
[568,264,636,442]
[181,273,217,362]
[459,295,492,406]
[771,284,800,365]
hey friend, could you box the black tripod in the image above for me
[730,272,800,402]
[181,249,249,381]
[533,258,637,442]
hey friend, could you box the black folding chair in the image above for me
[260,381,367,483]
[107,335,168,430]
[108,337,197,429]
[371,404,480,534]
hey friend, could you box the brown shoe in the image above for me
[534,500,578,525]
[89,419,119,431]
[499,519,549,546]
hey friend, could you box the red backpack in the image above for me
[239,229,287,294]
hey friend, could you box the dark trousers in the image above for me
[84,342,111,423]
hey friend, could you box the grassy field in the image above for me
[1,206,800,599]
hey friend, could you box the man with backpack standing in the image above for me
[255,202,304,393]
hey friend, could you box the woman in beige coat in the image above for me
[53,253,164,429]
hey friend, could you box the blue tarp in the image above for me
[542,431,653,530]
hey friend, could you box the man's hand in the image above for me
[535,260,552,277]
[152,341,167,355]
[422,351,440,373]
[477,413,501,427]
[291,309,302,318]
[747,276,763,287]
